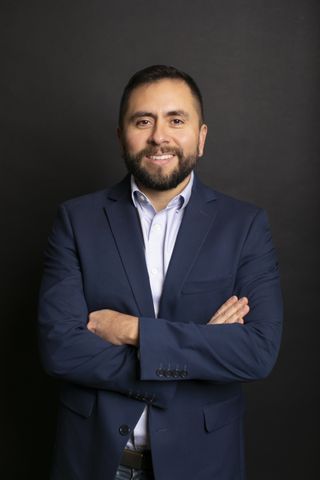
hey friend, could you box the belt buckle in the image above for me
[123,449,145,470]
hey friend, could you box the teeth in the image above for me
[148,155,174,160]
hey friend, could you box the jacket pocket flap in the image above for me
[59,383,96,418]
[182,277,232,295]
[203,394,245,433]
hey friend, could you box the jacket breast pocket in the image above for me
[182,276,232,295]
[203,394,245,433]
[59,383,96,418]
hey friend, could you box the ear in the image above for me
[198,124,208,157]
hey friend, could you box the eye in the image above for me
[136,119,152,127]
[170,118,184,126]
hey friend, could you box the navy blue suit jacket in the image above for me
[38,174,283,480]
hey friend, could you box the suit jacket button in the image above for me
[119,425,131,436]
[164,369,173,378]
[180,370,188,378]
[172,369,180,378]
[156,368,164,377]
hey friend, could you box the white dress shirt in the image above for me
[126,172,194,450]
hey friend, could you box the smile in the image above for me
[147,154,174,160]
[145,154,175,165]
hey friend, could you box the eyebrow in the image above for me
[167,110,190,119]
[129,110,190,122]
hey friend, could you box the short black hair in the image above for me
[118,65,204,128]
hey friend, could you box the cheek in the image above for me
[176,131,199,152]
[124,133,146,153]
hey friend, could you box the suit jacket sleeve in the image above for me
[138,209,283,383]
[38,203,174,407]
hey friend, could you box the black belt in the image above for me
[120,448,153,471]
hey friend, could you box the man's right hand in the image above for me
[208,296,250,325]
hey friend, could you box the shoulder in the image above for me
[215,190,262,217]
[59,176,131,215]
[194,175,263,219]
[195,181,273,247]
[61,189,108,213]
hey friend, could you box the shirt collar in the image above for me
[131,171,194,211]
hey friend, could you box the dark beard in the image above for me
[123,146,198,191]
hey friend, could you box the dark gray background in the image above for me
[1,0,319,478]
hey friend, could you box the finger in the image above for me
[87,320,96,332]
[210,297,247,323]
[88,311,99,322]
[223,304,250,324]
[210,296,238,321]
[87,312,101,332]
[210,299,249,324]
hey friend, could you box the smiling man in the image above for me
[38,65,283,480]
[121,78,207,196]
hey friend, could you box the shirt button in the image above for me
[153,223,161,231]
[151,268,158,275]
[119,424,131,436]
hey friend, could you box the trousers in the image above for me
[114,464,155,480]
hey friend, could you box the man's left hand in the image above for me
[87,309,139,346]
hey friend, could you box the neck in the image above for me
[136,174,191,212]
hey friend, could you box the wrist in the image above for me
[124,315,139,346]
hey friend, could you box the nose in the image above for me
[147,121,169,145]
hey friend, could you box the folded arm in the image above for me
[89,210,283,384]
[138,209,283,383]
[87,295,249,345]
[38,204,175,407]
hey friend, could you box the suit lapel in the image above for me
[103,177,155,317]
[158,178,218,319]
[103,175,218,320]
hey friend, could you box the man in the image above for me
[38,65,283,480]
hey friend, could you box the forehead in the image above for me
[126,79,199,116]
